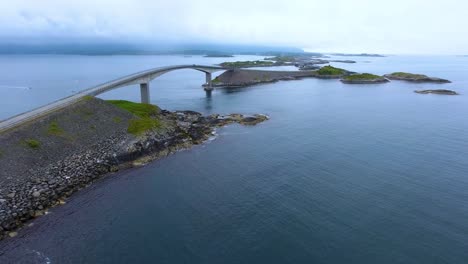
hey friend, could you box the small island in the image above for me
[414,89,458,95]
[219,54,358,71]
[209,65,354,87]
[341,73,389,84]
[384,72,451,83]
[313,65,351,78]
[330,60,356,63]
[264,56,298,63]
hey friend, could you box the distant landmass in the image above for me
[203,54,234,58]
[330,53,385,57]
[0,42,305,56]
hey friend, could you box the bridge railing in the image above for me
[0,65,226,133]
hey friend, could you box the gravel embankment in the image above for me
[0,97,268,239]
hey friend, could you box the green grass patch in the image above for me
[22,139,41,149]
[388,72,427,79]
[47,121,64,136]
[82,95,95,101]
[212,77,221,84]
[107,100,160,118]
[127,117,161,135]
[343,73,382,80]
[264,56,296,62]
[220,60,274,68]
[316,66,346,75]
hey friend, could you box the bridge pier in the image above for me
[140,83,150,104]
[204,72,213,91]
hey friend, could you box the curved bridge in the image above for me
[0,65,227,133]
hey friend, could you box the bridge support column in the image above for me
[204,72,212,91]
[140,83,150,104]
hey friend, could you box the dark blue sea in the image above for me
[0,54,467,263]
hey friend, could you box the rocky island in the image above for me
[211,69,318,87]
[220,55,356,71]
[210,65,353,87]
[414,89,458,95]
[384,72,451,83]
[341,73,389,84]
[313,65,352,79]
[0,97,268,239]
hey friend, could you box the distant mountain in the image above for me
[0,42,305,56]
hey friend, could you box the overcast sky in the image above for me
[1,0,467,54]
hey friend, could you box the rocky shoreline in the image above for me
[0,98,268,240]
[210,69,319,87]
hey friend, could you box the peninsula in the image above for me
[0,97,268,239]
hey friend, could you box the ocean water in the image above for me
[0,55,468,263]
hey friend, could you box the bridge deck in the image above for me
[0,65,226,133]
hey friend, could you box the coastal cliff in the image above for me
[0,97,268,239]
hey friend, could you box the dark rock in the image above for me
[414,89,458,95]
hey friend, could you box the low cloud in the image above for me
[1,0,467,54]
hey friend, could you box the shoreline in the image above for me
[0,98,268,240]
[209,69,348,88]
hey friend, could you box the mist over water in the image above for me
[0,55,468,263]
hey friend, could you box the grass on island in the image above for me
[343,73,382,81]
[22,139,41,149]
[264,56,296,62]
[107,100,160,118]
[220,60,275,68]
[107,100,162,135]
[316,66,346,76]
[127,118,161,135]
[47,121,64,136]
[212,77,222,84]
[82,95,95,101]
[388,72,428,79]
